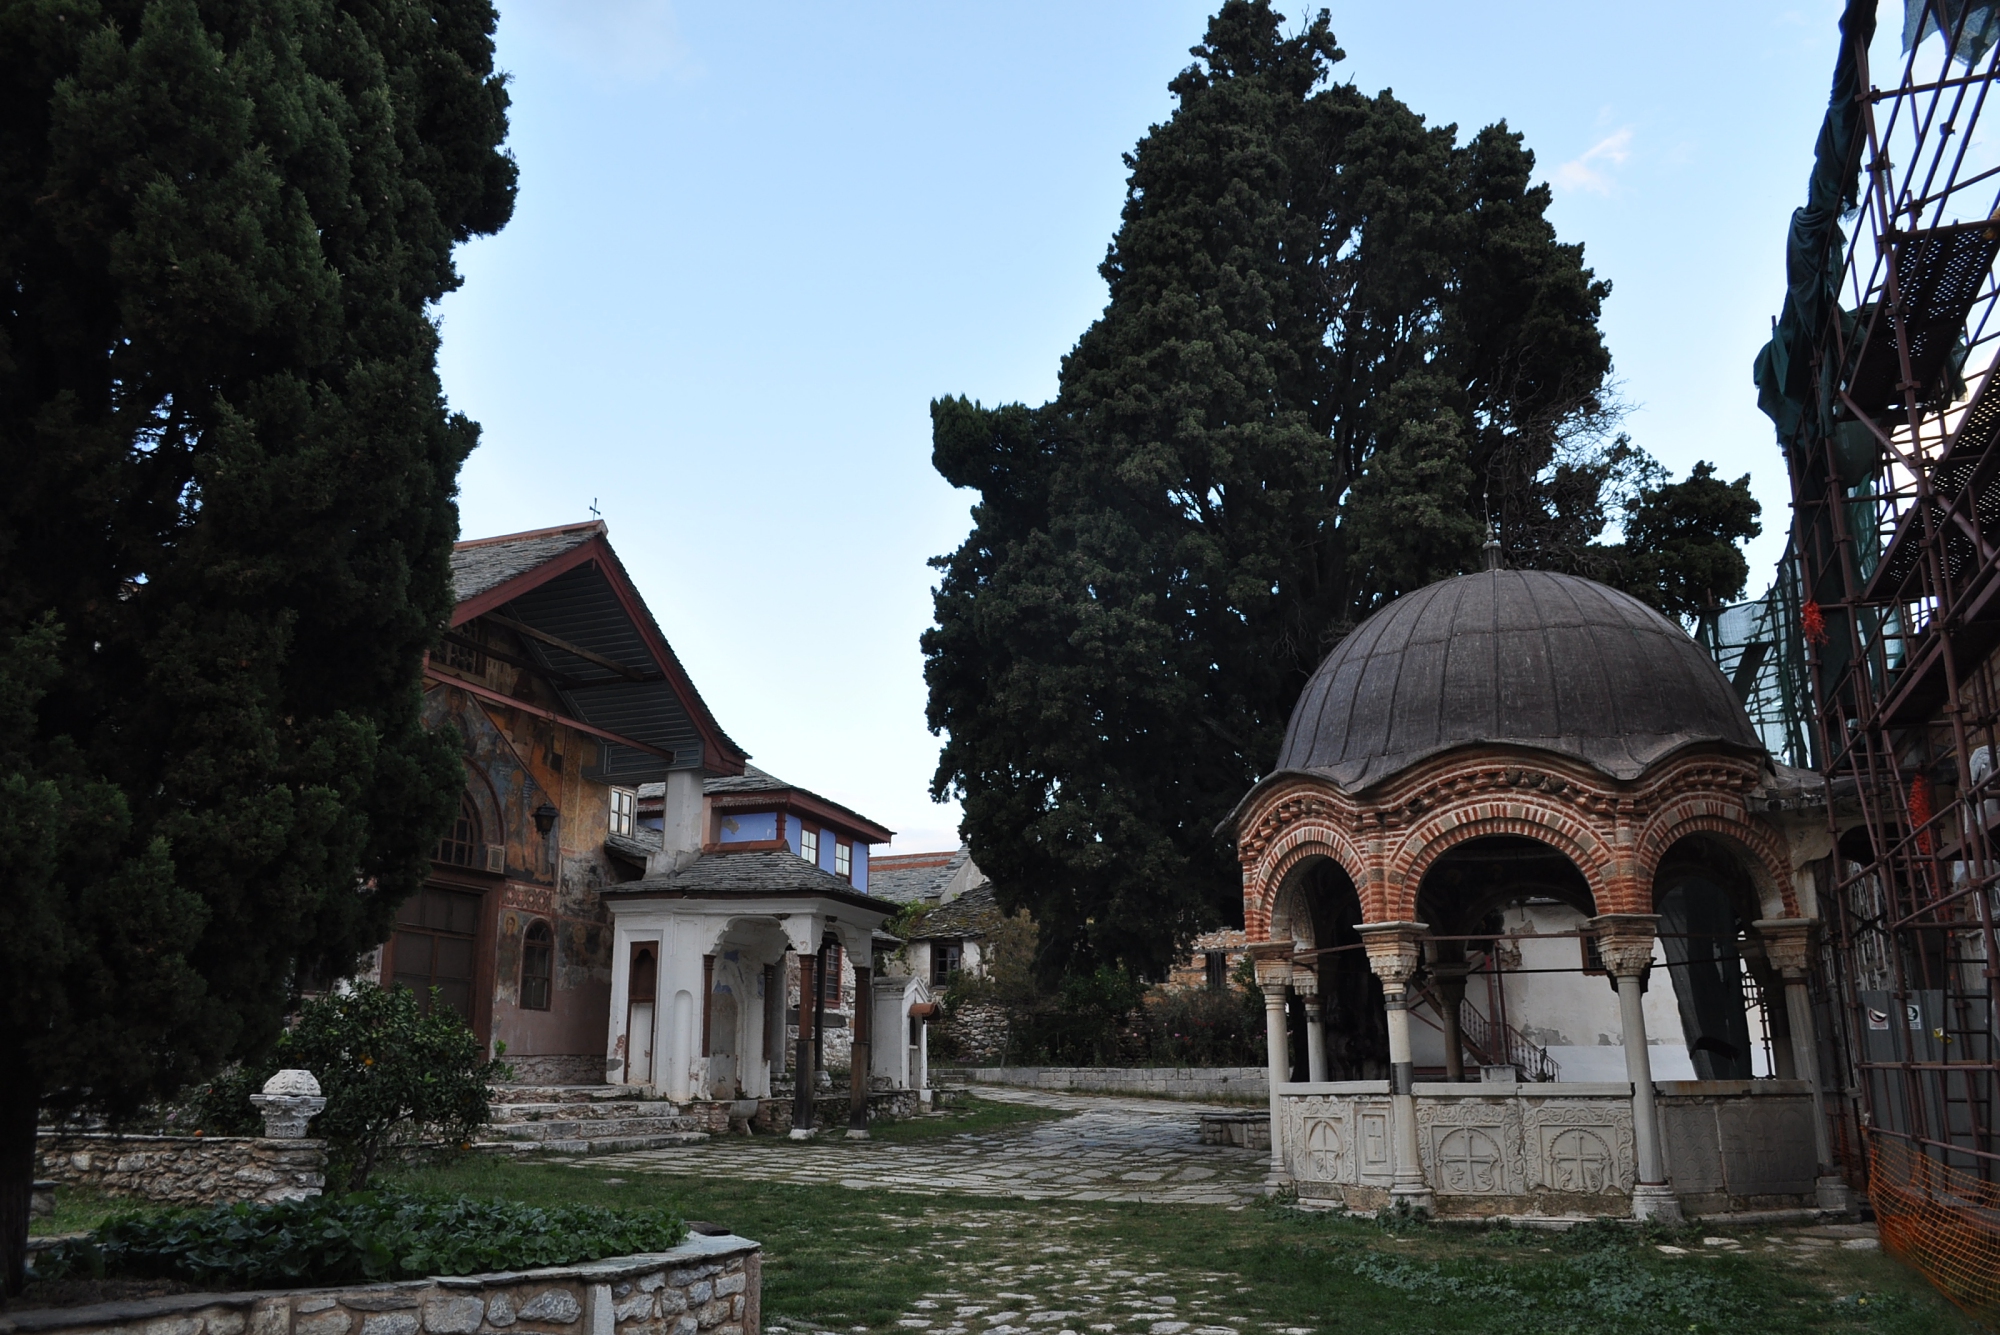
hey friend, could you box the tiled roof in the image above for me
[867,847,969,905]
[601,848,892,907]
[906,881,1002,940]
[451,522,602,603]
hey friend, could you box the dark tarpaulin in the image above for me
[1754,0,1880,451]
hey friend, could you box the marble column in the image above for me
[1295,969,1328,1083]
[1754,918,1852,1212]
[1359,922,1433,1213]
[1592,913,1679,1222]
[1250,941,1295,1186]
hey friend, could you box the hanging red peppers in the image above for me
[1802,598,1828,646]
[1909,773,1934,855]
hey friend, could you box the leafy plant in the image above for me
[206,984,511,1190]
[35,1190,687,1289]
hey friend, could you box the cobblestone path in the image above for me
[583,1087,1269,1207]
[766,1203,1315,1335]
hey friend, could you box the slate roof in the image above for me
[600,848,893,910]
[1274,569,1762,793]
[867,847,969,905]
[906,881,1002,940]
[603,831,660,871]
[452,523,601,603]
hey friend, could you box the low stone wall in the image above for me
[7,1234,761,1335]
[36,1134,325,1207]
[504,1054,608,1086]
[740,1089,918,1136]
[945,1066,1268,1101]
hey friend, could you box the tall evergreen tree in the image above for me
[0,0,514,1290]
[924,1,1759,979]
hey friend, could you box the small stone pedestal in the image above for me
[249,1069,327,1139]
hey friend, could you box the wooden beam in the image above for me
[482,611,663,684]
[425,667,676,764]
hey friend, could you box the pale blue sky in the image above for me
[440,1,1857,851]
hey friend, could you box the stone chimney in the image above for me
[647,768,704,877]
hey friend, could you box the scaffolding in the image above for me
[1757,0,2000,1315]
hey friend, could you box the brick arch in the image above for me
[1247,822,1372,940]
[1383,800,1621,922]
[1637,803,1797,918]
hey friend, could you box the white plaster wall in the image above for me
[1408,904,1707,1083]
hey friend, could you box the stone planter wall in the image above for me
[35,1134,326,1207]
[944,1066,1268,1101]
[5,1235,761,1335]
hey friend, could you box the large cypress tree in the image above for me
[0,0,514,1290]
[924,1,1758,979]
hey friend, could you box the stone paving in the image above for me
[582,1087,1269,1207]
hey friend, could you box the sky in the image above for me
[439,0,1871,853]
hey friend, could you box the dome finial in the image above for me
[1483,520,1504,571]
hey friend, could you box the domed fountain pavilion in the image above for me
[1229,564,1846,1220]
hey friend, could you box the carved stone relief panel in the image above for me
[1414,1098,1526,1195]
[1279,1096,1354,1190]
[1521,1099,1636,1195]
[1357,1100,1394,1184]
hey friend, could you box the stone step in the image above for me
[490,1083,656,1105]
[475,1130,710,1155]
[490,1100,688,1124]
[485,1115,703,1142]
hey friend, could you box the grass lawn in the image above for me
[28,1185,168,1237]
[382,1152,1981,1335]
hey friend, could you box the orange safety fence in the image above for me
[1868,1134,2000,1321]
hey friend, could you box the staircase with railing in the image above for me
[1411,981,1560,1082]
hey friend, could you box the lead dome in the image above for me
[1275,568,1762,792]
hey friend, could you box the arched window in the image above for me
[436,792,482,867]
[521,920,553,1011]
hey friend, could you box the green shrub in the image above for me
[1139,985,1264,1066]
[35,1191,688,1288]
[181,984,511,1188]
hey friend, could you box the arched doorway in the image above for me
[1414,835,1598,1082]
[1274,856,1385,1080]
[1654,835,1769,1081]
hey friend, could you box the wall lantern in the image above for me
[532,803,559,838]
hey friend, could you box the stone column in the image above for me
[790,951,818,1139]
[1250,942,1295,1186]
[848,963,872,1139]
[1359,922,1433,1213]
[1754,918,1851,1212]
[1434,964,1470,1082]
[1593,914,1679,1222]
[1294,968,1328,1083]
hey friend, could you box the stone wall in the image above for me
[36,1134,325,1207]
[945,1067,1267,1101]
[8,1236,761,1335]
[503,1055,608,1086]
[937,1004,1008,1063]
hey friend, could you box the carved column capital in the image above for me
[1590,913,1660,979]
[1249,939,1296,989]
[1357,921,1429,995]
[1752,918,1818,980]
[1288,967,1320,999]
